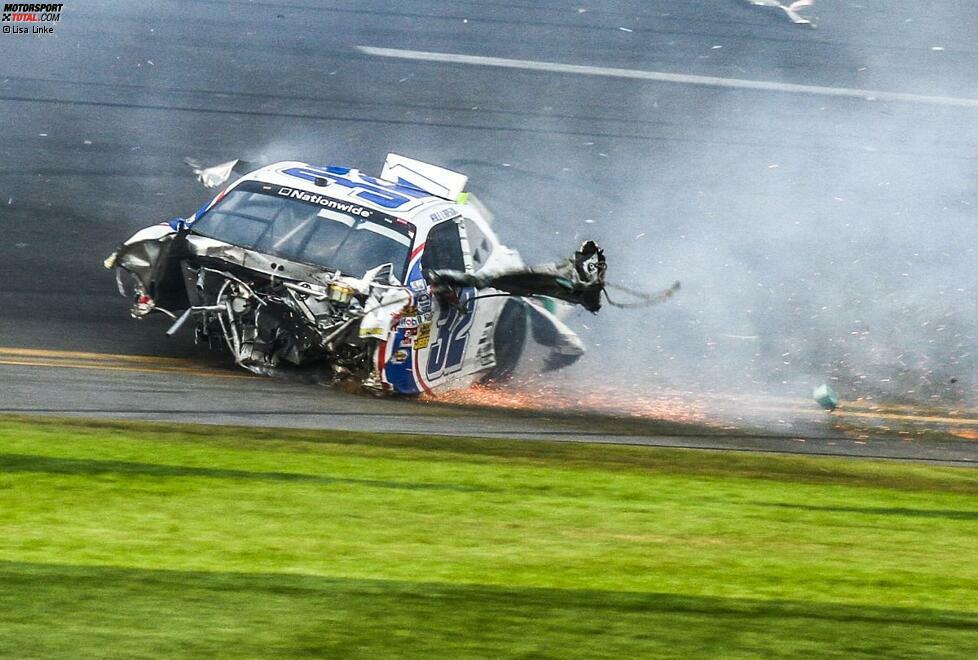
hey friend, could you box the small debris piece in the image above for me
[813,383,839,411]
[185,158,240,189]
[747,0,815,27]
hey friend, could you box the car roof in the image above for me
[238,161,468,236]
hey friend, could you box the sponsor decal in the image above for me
[398,316,420,329]
[278,187,372,218]
[2,2,62,34]
[399,335,414,347]
[392,350,409,364]
[476,327,496,367]
[409,279,427,292]
[414,322,432,349]
[282,165,428,210]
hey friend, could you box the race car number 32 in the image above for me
[426,292,474,380]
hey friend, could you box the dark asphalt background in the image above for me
[1,0,976,462]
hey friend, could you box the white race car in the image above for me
[106,154,606,395]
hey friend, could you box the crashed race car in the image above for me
[105,154,607,395]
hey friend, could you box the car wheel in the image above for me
[483,298,526,383]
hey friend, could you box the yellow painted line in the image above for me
[0,346,203,367]
[0,346,252,380]
[0,357,252,380]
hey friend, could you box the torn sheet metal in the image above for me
[360,287,412,339]
[524,299,586,371]
[184,158,259,189]
[429,240,608,313]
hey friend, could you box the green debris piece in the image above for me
[813,383,839,411]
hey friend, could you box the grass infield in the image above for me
[0,416,976,657]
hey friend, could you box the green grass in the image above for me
[0,416,976,658]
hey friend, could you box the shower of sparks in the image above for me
[426,380,712,426]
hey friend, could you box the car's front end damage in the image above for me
[106,200,421,390]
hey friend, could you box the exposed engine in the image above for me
[109,230,412,389]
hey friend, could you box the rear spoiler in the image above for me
[381,153,468,201]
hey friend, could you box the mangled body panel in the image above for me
[429,240,607,313]
[106,155,610,395]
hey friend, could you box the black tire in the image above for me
[482,299,527,383]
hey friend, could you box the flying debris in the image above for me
[106,154,628,395]
[813,383,839,411]
[746,0,816,27]
[184,157,258,189]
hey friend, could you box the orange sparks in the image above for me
[426,382,710,425]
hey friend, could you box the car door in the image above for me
[459,214,511,376]
[406,216,499,391]
[414,218,471,390]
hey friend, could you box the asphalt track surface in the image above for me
[1,0,976,464]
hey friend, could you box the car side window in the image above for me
[421,220,465,272]
[463,217,493,271]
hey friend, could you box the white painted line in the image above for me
[358,46,978,109]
